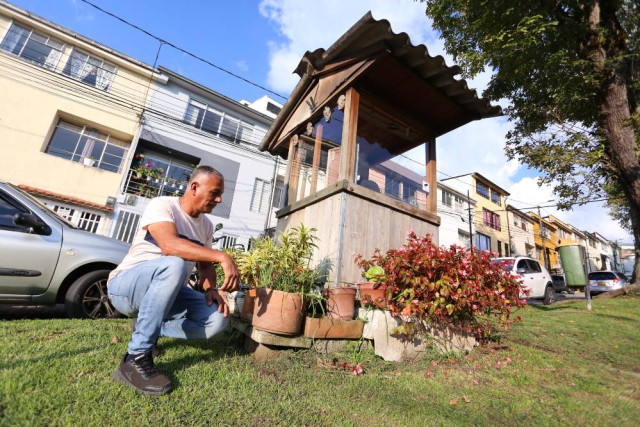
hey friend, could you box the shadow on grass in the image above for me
[528,304,575,312]
[0,346,95,370]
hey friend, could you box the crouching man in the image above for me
[107,166,238,395]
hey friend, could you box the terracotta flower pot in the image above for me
[252,288,304,335]
[325,287,356,320]
[241,288,257,321]
[357,282,388,308]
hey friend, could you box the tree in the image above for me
[423,0,640,282]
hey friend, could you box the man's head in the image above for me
[183,166,224,216]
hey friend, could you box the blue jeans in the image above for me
[107,256,228,355]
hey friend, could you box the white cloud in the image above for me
[258,0,633,244]
[259,0,442,93]
[236,60,249,72]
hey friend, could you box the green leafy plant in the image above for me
[364,266,385,283]
[355,231,529,340]
[235,224,322,294]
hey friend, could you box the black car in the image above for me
[550,274,575,294]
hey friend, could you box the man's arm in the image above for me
[199,261,229,317]
[147,221,239,291]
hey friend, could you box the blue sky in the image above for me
[5,0,632,242]
[9,0,285,102]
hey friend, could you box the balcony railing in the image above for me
[123,169,188,199]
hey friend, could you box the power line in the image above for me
[79,0,287,100]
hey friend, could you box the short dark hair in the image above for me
[188,166,224,186]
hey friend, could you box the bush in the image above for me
[355,231,528,340]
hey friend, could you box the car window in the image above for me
[527,260,542,273]
[516,259,530,273]
[496,258,514,272]
[6,183,76,229]
[588,272,616,280]
[0,192,30,232]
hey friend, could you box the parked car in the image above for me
[494,256,556,304]
[0,181,129,318]
[550,274,575,294]
[587,271,629,295]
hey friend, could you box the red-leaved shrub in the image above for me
[355,231,529,340]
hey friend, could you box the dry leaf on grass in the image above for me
[110,336,119,344]
[449,398,459,406]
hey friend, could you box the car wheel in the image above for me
[64,270,121,319]
[542,285,556,305]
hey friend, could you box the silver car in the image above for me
[587,271,629,295]
[0,181,129,318]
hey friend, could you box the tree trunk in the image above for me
[590,0,640,284]
[595,283,640,299]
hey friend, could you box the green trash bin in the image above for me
[557,244,588,288]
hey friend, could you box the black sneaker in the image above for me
[131,318,163,357]
[112,353,172,396]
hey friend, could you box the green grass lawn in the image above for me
[1,295,639,426]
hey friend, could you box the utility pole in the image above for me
[467,189,473,250]
[537,206,548,268]
[613,239,619,272]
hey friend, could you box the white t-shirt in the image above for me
[109,197,214,284]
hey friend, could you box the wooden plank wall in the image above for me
[276,192,439,287]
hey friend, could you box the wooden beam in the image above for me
[339,87,360,181]
[310,124,323,194]
[425,139,437,214]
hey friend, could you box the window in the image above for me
[483,208,501,231]
[111,210,140,243]
[47,203,102,234]
[540,227,550,238]
[441,190,452,207]
[521,221,527,231]
[516,259,530,273]
[250,178,272,214]
[272,181,284,209]
[402,182,419,207]
[505,243,510,257]
[558,228,567,239]
[457,229,470,248]
[0,23,64,70]
[491,190,501,206]
[476,233,491,252]
[219,235,237,250]
[497,240,502,256]
[0,192,29,232]
[476,181,489,199]
[184,99,254,143]
[266,102,281,115]
[45,119,129,172]
[527,259,542,273]
[62,49,116,91]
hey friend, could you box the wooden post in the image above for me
[287,135,301,205]
[339,88,359,182]
[310,124,323,194]
[425,139,437,213]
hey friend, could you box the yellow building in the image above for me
[441,172,510,256]
[0,2,161,233]
[545,215,578,247]
[528,212,560,270]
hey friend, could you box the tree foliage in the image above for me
[424,0,639,229]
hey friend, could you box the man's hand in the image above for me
[205,289,229,318]
[218,252,239,292]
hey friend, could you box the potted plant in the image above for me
[83,156,96,167]
[238,224,319,335]
[324,285,356,320]
[353,264,388,308]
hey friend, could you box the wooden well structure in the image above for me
[259,13,501,286]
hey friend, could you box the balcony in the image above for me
[123,169,188,199]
